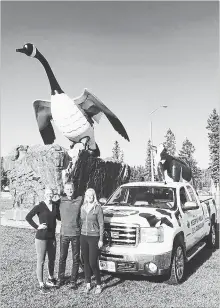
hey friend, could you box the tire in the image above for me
[167,241,185,285]
[206,221,217,249]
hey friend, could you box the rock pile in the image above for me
[3,144,69,208]
[3,144,130,212]
[71,150,131,199]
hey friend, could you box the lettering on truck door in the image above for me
[186,185,206,242]
[179,186,195,250]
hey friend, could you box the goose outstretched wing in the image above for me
[33,100,55,144]
[74,89,130,141]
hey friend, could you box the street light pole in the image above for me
[149,105,168,182]
[150,120,154,182]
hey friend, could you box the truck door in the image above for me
[179,186,195,250]
[185,185,206,243]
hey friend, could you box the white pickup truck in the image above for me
[99,181,217,284]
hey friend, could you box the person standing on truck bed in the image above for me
[80,188,104,295]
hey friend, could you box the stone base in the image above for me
[1,216,33,229]
[4,208,29,221]
[1,209,61,233]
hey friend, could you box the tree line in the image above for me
[111,108,219,191]
[1,109,219,191]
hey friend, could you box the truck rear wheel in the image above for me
[167,242,185,285]
[206,221,217,249]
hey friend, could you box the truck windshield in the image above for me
[106,186,177,210]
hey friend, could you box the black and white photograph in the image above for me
[1,1,219,307]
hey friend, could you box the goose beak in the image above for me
[16,48,25,53]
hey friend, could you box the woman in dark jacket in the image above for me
[25,187,60,293]
[80,188,104,294]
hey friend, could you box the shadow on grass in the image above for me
[99,247,216,287]
[216,222,220,249]
[79,223,220,288]
[99,225,220,287]
[102,274,125,291]
[101,271,168,285]
[184,247,217,282]
[62,271,85,285]
[183,222,219,280]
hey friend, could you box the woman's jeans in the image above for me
[35,238,56,284]
[80,235,101,285]
[58,235,80,282]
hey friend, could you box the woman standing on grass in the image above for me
[80,188,104,295]
[26,187,60,294]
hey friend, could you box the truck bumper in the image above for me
[99,250,172,276]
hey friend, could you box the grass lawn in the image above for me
[0,226,219,308]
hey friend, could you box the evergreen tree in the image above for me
[201,168,211,190]
[145,139,152,181]
[206,109,220,184]
[130,165,145,182]
[112,141,121,163]
[178,138,202,189]
[191,164,203,190]
[179,138,195,165]
[163,128,176,155]
[120,150,124,163]
[1,157,9,190]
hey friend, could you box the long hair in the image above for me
[83,188,99,212]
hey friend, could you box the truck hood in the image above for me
[102,206,175,228]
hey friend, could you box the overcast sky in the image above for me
[1,1,219,168]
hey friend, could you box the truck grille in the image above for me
[103,223,139,246]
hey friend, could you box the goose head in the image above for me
[16,43,37,58]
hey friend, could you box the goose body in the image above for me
[51,93,90,140]
[16,43,130,156]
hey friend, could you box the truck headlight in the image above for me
[140,226,164,243]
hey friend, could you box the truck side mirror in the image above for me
[182,201,199,212]
[99,198,107,205]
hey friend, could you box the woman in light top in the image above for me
[80,188,104,294]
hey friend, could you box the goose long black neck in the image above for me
[35,51,64,95]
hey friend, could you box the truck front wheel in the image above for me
[168,243,185,285]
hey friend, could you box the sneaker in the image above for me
[85,283,91,294]
[45,278,57,287]
[94,285,102,295]
[39,285,51,294]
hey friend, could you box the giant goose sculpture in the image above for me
[16,43,129,157]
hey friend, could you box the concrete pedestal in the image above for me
[1,208,61,233]
[4,208,29,221]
